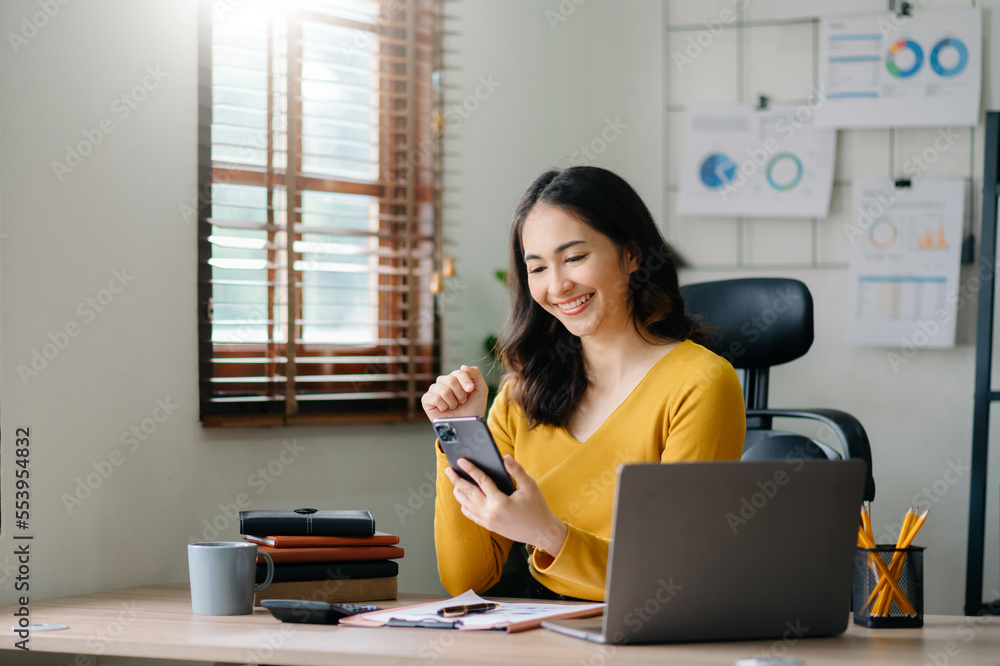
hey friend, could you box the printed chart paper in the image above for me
[676,104,836,218]
[846,179,964,348]
[816,9,981,128]
[778,0,885,20]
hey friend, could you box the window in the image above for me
[197,0,443,425]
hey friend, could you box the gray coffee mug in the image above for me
[188,542,274,615]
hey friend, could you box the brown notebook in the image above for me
[245,532,400,548]
[256,545,404,564]
[254,577,397,605]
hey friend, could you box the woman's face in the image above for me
[520,204,639,340]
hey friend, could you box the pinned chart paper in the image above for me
[816,9,981,128]
[676,104,836,218]
[778,0,885,20]
[845,179,964,350]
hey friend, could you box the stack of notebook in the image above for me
[239,509,403,604]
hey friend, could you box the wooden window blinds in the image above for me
[197,0,443,426]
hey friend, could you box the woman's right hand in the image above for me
[421,365,490,421]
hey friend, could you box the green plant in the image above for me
[483,270,508,409]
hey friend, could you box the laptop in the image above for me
[542,460,866,644]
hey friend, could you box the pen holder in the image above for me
[852,545,924,628]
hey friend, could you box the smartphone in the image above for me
[433,416,516,495]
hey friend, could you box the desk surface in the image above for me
[1,583,999,666]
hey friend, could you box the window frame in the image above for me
[197,0,443,427]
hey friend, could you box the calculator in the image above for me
[260,599,381,624]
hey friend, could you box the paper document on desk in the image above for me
[338,590,604,633]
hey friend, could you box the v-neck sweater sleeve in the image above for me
[434,340,746,600]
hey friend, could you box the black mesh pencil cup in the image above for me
[853,545,924,628]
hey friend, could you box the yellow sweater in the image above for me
[434,340,746,600]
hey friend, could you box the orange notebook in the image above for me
[245,532,400,548]
[255,544,404,564]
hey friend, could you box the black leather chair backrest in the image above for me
[682,277,876,501]
[682,277,814,370]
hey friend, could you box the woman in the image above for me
[421,166,746,601]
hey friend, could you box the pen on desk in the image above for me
[436,602,499,617]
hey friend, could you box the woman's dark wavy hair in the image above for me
[497,166,708,428]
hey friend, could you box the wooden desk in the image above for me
[1,583,999,666]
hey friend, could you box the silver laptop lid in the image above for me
[601,459,866,644]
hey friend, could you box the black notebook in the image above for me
[239,509,375,537]
[256,559,399,584]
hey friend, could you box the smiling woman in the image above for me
[423,167,746,602]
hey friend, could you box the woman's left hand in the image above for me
[445,455,568,557]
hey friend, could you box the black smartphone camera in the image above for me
[432,416,516,495]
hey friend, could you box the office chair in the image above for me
[682,277,876,502]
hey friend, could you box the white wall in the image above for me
[441,0,664,371]
[2,0,997,618]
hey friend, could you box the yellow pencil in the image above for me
[879,510,916,615]
[857,528,916,616]
[866,509,906,615]
[899,510,928,549]
[861,505,874,543]
[876,509,913,615]
[871,509,927,616]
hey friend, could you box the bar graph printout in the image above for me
[846,179,964,349]
[816,9,981,128]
